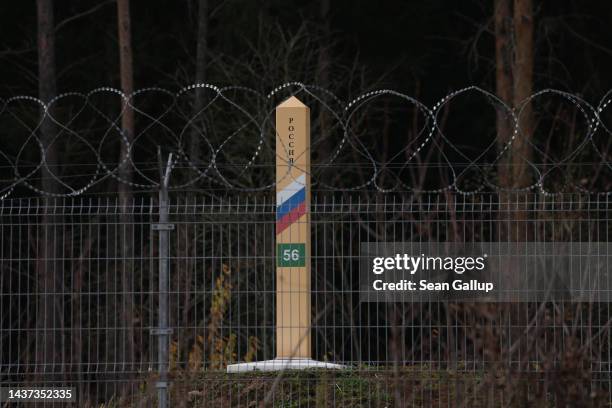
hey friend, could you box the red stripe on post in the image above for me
[276,202,306,235]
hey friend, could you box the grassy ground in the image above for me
[95,367,610,407]
[167,368,487,407]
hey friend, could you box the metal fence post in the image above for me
[153,152,173,408]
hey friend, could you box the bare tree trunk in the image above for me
[116,0,136,394]
[512,0,534,190]
[494,0,535,242]
[35,0,64,381]
[190,0,209,165]
[494,0,536,365]
[316,0,332,167]
[510,0,534,243]
[494,0,513,191]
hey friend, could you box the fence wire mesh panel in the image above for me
[1,193,611,406]
[2,84,612,406]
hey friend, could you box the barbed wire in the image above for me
[0,83,611,199]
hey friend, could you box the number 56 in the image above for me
[282,249,300,261]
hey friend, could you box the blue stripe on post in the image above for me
[276,187,305,220]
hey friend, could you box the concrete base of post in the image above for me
[226,358,346,373]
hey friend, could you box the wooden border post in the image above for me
[275,96,311,359]
[226,96,344,371]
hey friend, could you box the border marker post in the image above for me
[227,96,344,372]
[275,96,311,359]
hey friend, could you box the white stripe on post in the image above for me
[277,174,306,205]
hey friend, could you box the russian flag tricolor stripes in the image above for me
[276,174,306,235]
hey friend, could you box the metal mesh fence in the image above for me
[1,192,610,406]
[1,83,612,405]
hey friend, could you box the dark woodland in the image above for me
[1,1,612,406]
